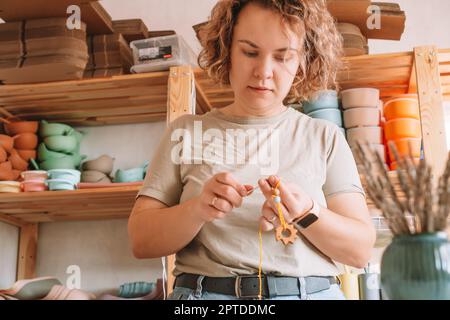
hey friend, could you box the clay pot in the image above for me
[11,169,21,181]
[0,181,21,193]
[21,170,48,182]
[343,107,380,129]
[3,120,39,135]
[82,155,115,175]
[47,169,81,184]
[39,120,74,138]
[385,119,422,141]
[114,167,144,183]
[0,161,12,171]
[14,133,38,150]
[8,149,29,171]
[0,134,17,152]
[387,138,422,160]
[17,149,37,162]
[21,180,48,192]
[38,156,77,170]
[43,135,78,153]
[341,88,380,109]
[302,90,339,114]
[384,98,420,121]
[46,178,76,191]
[346,126,383,147]
[81,170,109,183]
[0,161,13,180]
[307,108,343,127]
[0,146,7,163]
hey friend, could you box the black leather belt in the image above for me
[175,273,339,299]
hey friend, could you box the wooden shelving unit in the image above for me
[0,46,448,287]
[0,185,142,226]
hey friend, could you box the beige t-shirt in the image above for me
[137,107,365,277]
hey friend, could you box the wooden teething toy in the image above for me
[272,179,298,245]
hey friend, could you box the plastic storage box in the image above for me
[130,34,197,73]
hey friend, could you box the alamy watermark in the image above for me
[66,5,81,30]
[170,121,280,175]
[367,5,381,30]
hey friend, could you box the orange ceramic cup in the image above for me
[14,133,38,150]
[387,138,422,161]
[0,146,7,163]
[21,180,48,192]
[17,149,37,162]
[385,118,421,141]
[390,158,421,170]
[384,98,419,121]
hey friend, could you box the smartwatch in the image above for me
[294,199,320,229]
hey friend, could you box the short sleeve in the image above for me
[136,119,184,207]
[322,126,366,199]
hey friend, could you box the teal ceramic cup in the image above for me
[44,135,78,153]
[39,120,74,138]
[302,90,339,114]
[307,108,343,127]
[114,167,145,183]
[38,157,77,170]
[47,169,81,184]
[46,178,76,191]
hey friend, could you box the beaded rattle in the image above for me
[272,179,298,245]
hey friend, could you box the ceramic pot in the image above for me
[46,178,76,191]
[302,90,339,114]
[43,135,78,153]
[0,167,14,181]
[37,157,77,170]
[346,126,383,146]
[38,142,67,160]
[14,133,38,150]
[39,120,74,138]
[0,146,7,162]
[385,119,422,141]
[47,169,81,184]
[11,169,21,181]
[0,160,12,171]
[81,170,109,183]
[21,170,48,182]
[307,108,343,127]
[17,149,37,162]
[341,88,380,109]
[387,138,422,160]
[4,120,39,135]
[8,149,29,171]
[82,155,115,175]
[0,181,21,193]
[384,98,419,121]
[0,134,17,152]
[114,167,144,183]
[21,180,48,192]
[343,107,380,129]
[381,232,450,299]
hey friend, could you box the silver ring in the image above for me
[211,196,218,207]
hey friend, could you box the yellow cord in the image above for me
[257,178,286,300]
[258,225,263,300]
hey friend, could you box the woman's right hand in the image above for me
[193,172,252,222]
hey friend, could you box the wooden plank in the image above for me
[414,46,448,183]
[17,223,38,280]
[165,65,196,296]
[408,61,417,93]
[0,213,25,227]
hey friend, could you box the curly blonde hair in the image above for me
[197,0,343,102]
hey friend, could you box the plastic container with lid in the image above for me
[130,34,197,73]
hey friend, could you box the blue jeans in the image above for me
[168,276,346,300]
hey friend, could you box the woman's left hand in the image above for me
[257,175,314,232]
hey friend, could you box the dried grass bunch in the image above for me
[354,141,450,235]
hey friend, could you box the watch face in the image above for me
[297,213,319,228]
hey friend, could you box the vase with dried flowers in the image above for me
[354,141,450,300]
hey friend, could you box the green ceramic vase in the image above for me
[381,232,450,300]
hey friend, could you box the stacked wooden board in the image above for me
[112,19,149,43]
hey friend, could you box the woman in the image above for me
[129,0,376,300]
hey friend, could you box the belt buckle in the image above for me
[234,275,261,299]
